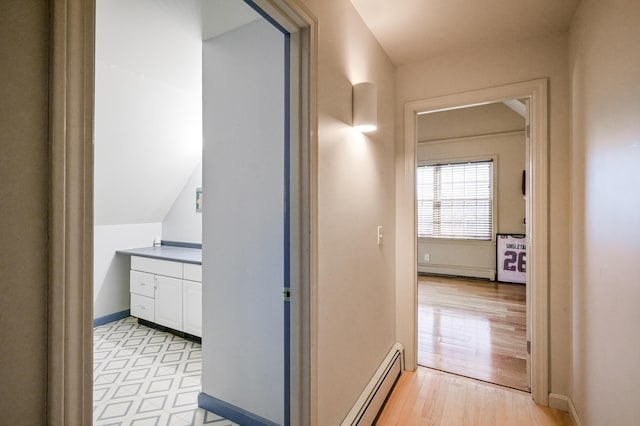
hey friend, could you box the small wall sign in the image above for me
[196,187,203,213]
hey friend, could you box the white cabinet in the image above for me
[130,270,155,297]
[130,270,155,322]
[129,256,202,337]
[183,263,202,282]
[183,280,202,336]
[155,275,183,330]
[131,292,155,322]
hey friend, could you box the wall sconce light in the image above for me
[352,82,377,133]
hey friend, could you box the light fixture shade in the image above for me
[353,82,377,133]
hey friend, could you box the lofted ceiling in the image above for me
[350,0,581,65]
[94,0,258,226]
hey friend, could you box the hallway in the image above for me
[377,367,572,425]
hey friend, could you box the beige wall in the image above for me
[417,135,526,278]
[417,104,525,278]
[396,32,572,397]
[570,0,640,423]
[0,0,49,423]
[301,0,397,423]
[0,0,396,423]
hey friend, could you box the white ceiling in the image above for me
[350,0,581,65]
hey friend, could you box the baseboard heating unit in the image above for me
[341,343,404,426]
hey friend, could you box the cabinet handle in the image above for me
[138,305,145,310]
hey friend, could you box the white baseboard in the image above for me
[549,393,584,426]
[548,393,569,412]
[341,343,404,425]
[418,264,495,281]
[568,397,583,426]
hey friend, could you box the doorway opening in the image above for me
[90,0,313,425]
[49,0,315,422]
[397,79,549,405]
[415,101,530,391]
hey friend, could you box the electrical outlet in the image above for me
[424,253,430,263]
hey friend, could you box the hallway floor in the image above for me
[418,275,528,391]
[376,367,573,425]
[93,317,237,426]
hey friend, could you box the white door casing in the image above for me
[396,79,549,405]
[48,0,317,424]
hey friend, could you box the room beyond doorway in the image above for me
[414,99,530,391]
[417,275,528,391]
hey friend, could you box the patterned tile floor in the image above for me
[94,317,237,426]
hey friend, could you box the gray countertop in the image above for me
[116,245,202,265]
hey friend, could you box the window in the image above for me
[417,160,494,240]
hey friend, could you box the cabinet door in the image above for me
[182,280,202,337]
[155,275,183,331]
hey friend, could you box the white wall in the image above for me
[93,223,162,319]
[569,0,640,423]
[299,0,397,423]
[417,104,525,278]
[94,0,203,319]
[396,32,571,396]
[201,19,284,424]
[162,162,202,244]
[94,0,202,226]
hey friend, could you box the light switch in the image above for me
[377,226,383,245]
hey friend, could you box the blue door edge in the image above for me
[198,392,280,426]
[241,2,293,424]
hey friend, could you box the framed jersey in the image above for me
[496,234,527,284]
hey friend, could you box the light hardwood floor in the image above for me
[376,367,573,425]
[417,275,528,391]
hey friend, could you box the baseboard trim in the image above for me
[568,397,583,426]
[341,343,404,425]
[93,310,130,327]
[198,392,279,426]
[548,393,569,412]
[417,264,495,281]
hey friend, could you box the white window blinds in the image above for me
[417,160,494,240]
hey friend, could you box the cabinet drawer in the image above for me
[183,263,202,282]
[131,256,182,279]
[130,270,155,298]
[131,293,154,322]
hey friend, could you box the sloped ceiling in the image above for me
[94,0,258,226]
[350,0,581,65]
[418,102,525,142]
[201,0,260,40]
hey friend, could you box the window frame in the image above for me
[416,155,498,242]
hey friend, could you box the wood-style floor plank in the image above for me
[417,275,528,391]
[376,367,573,426]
